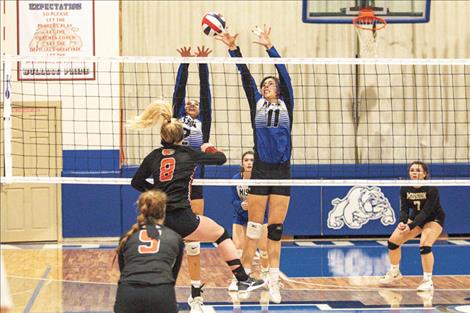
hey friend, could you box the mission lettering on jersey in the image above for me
[180,115,203,148]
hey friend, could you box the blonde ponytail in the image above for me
[127,100,173,129]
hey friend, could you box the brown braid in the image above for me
[113,190,167,265]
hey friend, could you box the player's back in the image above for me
[118,224,183,286]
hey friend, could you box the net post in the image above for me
[2,58,13,183]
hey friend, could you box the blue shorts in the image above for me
[233,210,249,225]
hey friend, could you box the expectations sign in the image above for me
[17,0,95,80]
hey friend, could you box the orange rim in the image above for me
[353,8,387,31]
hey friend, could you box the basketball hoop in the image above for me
[353,8,387,57]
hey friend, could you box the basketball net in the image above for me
[353,9,386,58]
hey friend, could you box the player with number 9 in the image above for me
[113,190,184,313]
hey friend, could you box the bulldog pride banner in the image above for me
[17,0,95,80]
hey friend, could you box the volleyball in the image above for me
[201,12,226,36]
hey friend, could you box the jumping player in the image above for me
[380,161,445,291]
[173,45,212,312]
[128,100,266,305]
[216,24,294,303]
[114,190,184,313]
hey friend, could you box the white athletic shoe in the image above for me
[268,279,282,304]
[417,279,434,292]
[227,278,238,291]
[417,289,434,307]
[188,296,203,313]
[379,270,402,284]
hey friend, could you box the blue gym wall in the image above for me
[62,150,470,238]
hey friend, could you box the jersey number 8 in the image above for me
[159,157,176,182]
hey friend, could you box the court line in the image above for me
[23,265,51,313]
[6,274,470,292]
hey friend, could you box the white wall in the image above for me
[1,1,120,151]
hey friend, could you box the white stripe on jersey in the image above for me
[254,99,290,129]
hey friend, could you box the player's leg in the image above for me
[187,195,204,312]
[185,215,266,292]
[228,223,246,291]
[256,224,269,280]
[417,221,443,291]
[380,222,421,284]
[266,193,290,303]
[241,193,268,275]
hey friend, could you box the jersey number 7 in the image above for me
[138,229,161,254]
[159,157,176,182]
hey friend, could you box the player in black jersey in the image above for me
[114,190,184,313]
[216,25,293,303]
[173,46,213,312]
[128,100,266,303]
[379,161,445,292]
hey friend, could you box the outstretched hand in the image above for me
[177,46,193,57]
[195,45,212,57]
[215,32,239,50]
[252,24,273,49]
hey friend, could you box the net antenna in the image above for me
[353,8,387,57]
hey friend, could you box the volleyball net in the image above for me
[1,55,469,186]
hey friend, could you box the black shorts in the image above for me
[190,185,203,200]
[164,207,200,238]
[249,160,291,196]
[114,283,178,313]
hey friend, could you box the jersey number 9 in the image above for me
[138,230,161,254]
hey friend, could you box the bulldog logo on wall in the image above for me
[327,186,395,229]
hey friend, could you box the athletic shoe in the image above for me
[227,278,238,291]
[416,279,434,292]
[188,295,203,313]
[379,270,402,284]
[268,279,282,303]
[237,276,266,293]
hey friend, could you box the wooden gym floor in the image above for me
[2,239,470,313]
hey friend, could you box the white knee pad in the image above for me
[246,221,263,240]
[185,242,200,256]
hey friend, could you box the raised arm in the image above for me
[195,46,212,143]
[173,47,192,117]
[254,25,294,113]
[216,32,260,115]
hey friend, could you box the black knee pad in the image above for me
[388,240,400,250]
[215,228,231,245]
[420,246,432,255]
[267,224,283,241]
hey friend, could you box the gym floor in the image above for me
[2,238,469,313]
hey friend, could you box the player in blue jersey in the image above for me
[379,161,445,292]
[173,45,212,312]
[217,25,294,303]
[228,150,269,292]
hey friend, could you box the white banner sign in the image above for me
[17,0,95,80]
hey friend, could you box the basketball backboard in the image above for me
[302,0,431,24]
